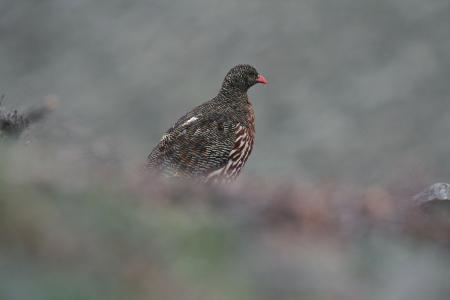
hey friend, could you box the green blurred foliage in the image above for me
[1,143,450,300]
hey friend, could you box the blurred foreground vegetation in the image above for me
[1,141,450,300]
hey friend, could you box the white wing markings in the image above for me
[181,116,199,126]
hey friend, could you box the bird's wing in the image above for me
[147,112,237,177]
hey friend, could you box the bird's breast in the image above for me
[247,102,255,135]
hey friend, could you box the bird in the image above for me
[147,64,267,183]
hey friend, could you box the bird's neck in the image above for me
[216,88,254,129]
[218,87,249,105]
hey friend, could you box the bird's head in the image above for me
[221,64,268,93]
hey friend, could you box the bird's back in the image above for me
[147,98,242,179]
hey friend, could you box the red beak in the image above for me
[256,74,268,85]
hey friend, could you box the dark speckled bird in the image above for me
[147,64,267,183]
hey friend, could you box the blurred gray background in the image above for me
[1,0,450,185]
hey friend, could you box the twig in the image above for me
[0,96,58,139]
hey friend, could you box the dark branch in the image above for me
[0,96,58,139]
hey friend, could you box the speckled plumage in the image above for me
[147,64,267,182]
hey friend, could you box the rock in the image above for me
[413,183,450,204]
